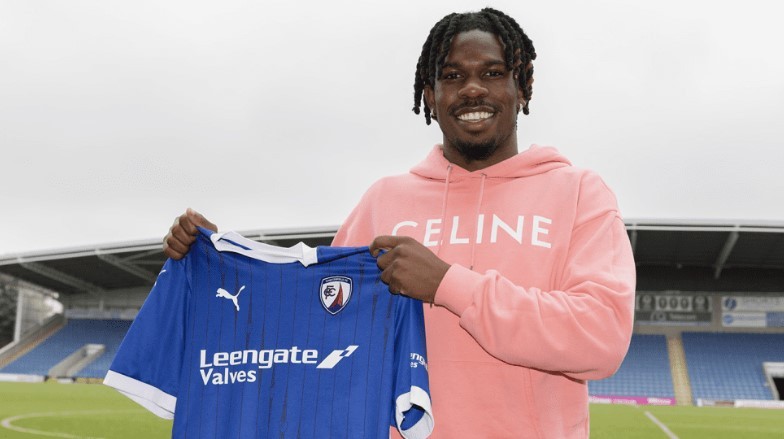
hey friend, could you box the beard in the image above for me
[442,105,518,163]
[452,139,499,162]
[449,124,515,162]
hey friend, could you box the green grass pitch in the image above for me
[2,381,783,438]
[0,381,171,438]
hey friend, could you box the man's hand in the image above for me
[369,235,450,304]
[162,208,218,260]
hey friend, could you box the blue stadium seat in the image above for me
[0,319,132,378]
[589,334,674,398]
[682,332,784,402]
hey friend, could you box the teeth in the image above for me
[458,112,493,121]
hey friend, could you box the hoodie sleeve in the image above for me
[434,172,636,380]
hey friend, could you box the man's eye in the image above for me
[443,72,461,80]
[486,71,504,77]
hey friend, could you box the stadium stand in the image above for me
[0,319,131,378]
[683,332,784,402]
[1,221,783,410]
[589,334,675,398]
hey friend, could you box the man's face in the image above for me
[424,30,523,165]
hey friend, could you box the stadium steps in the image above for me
[48,343,106,377]
[666,334,694,406]
[0,313,65,370]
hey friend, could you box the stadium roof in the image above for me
[0,227,337,297]
[1,220,783,297]
[626,219,784,292]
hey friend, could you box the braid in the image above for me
[412,22,442,122]
[412,8,537,124]
[484,8,538,115]
[418,14,458,124]
[483,12,518,69]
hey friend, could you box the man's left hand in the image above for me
[370,235,450,303]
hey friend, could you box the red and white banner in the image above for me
[589,395,676,406]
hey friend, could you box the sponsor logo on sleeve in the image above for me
[410,352,428,370]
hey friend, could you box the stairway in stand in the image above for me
[667,334,693,406]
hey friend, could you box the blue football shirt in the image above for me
[104,229,433,438]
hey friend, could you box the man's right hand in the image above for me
[163,208,218,260]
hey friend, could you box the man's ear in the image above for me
[518,62,533,106]
[423,85,435,111]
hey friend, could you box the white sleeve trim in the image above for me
[210,231,319,266]
[395,385,434,439]
[103,370,176,420]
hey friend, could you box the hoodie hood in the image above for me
[410,144,571,180]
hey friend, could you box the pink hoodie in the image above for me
[333,145,635,439]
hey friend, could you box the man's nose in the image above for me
[458,77,489,100]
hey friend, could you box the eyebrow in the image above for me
[442,60,506,69]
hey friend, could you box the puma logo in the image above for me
[216,285,246,311]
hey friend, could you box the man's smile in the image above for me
[457,111,494,122]
[452,104,499,127]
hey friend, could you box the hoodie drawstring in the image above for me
[469,173,487,270]
[437,166,486,271]
[430,165,454,308]
[435,164,453,259]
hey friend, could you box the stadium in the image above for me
[1,220,783,438]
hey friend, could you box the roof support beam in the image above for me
[95,251,156,284]
[249,232,337,242]
[121,248,164,262]
[0,272,60,298]
[17,259,102,297]
[129,260,169,266]
[714,229,740,279]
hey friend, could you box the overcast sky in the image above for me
[1,0,783,255]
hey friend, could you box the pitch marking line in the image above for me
[644,410,679,439]
[1,409,140,438]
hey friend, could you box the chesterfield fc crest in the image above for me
[320,276,353,315]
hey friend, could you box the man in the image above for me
[165,8,635,438]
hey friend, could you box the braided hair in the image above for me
[413,8,537,125]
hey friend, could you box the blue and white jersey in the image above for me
[105,228,433,439]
